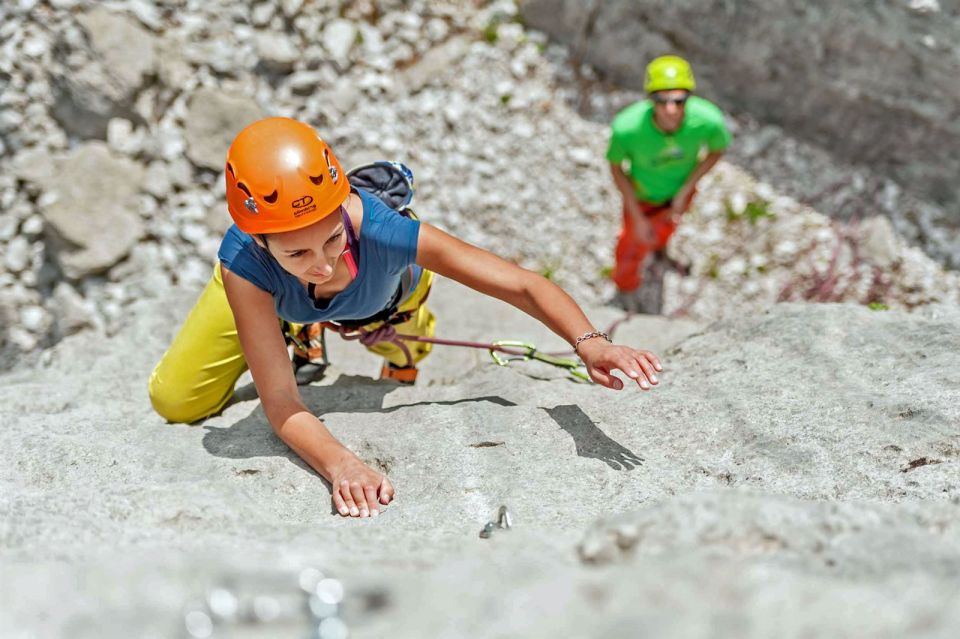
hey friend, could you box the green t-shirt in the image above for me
[606,96,731,204]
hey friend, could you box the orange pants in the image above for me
[612,190,695,292]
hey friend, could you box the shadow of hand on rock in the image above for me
[202,375,516,464]
[544,404,643,471]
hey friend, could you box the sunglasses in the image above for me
[651,94,689,106]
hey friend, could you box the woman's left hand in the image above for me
[577,339,663,390]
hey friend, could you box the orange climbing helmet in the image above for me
[225,117,350,234]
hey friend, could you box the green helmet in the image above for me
[644,55,696,93]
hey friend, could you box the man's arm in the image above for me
[670,150,724,220]
[610,162,652,242]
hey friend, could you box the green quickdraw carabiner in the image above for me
[489,340,591,383]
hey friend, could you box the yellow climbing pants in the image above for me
[148,262,436,424]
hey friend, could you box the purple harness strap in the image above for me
[340,204,360,274]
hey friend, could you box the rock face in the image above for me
[2,280,959,637]
[520,0,960,256]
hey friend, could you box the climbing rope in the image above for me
[326,322,592,382]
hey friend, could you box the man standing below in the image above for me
[607,55,731,313]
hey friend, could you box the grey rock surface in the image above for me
[2,278,959,637]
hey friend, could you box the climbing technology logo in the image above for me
[292,195,314,209]
[292,194,317,217]
[244,197,259,214]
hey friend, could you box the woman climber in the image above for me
[148,117,662,518]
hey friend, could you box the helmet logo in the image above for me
[292,195,314,209]
[244,197,259,214]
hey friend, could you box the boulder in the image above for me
[184,88,264,171]
[50,7,157,139]
[36,142,145,278]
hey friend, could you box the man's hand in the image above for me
[626,199,654,243]
[577,338,663,391]
[669,186,691,223]
[330,455,394,518]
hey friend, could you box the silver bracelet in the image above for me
[574,330,610,352]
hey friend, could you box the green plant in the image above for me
[539,258,561,281]
[725,197,773,225]
[744,198,772,224]
[482,10,524,44]
[867,302,889,311]
[706,254,720,279]
[599,265,613,279]
[482,19,500,43]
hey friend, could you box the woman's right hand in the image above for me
[330,455,394,518]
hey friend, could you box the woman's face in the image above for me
[261,208,349,284]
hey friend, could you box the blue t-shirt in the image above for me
[218,188,422,324]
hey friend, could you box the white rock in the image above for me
[127,0,164,31]
[859,216,901,269]
[5,236,30,272]
[180,257,212,288]
[180,222,208,246]
[21,36,47,58]
[158,162,188,195]
[142,161,173,199]
[426,18,449,43]
[496,22,525,50]
[20,304,48,332]
[255,31,300,71]
[569,147,593,166]
[281,0,304,18]
[53,282,96,335]
[8,326,37,351]
[20,214,43,236]
[287,70,329,97]
[251,3,274,27]
[0,212,20,240]
[107,118,143,156]
[323,19,357,68]
[359,24,384,56]
[907,0,940,13]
